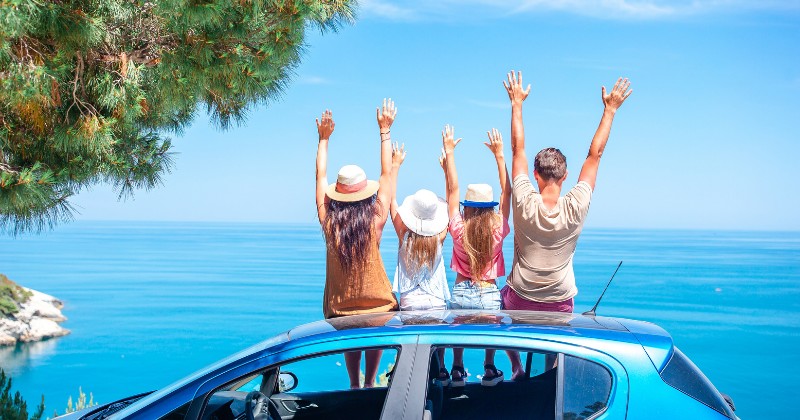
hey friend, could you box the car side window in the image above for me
[202,347,398,420]
[562,355,612,420]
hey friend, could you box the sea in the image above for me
[1,221,798,419]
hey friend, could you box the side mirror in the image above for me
[278,371,298,393]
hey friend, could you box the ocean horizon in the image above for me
[2,221,799,419]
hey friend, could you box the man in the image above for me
[500,71,632,377]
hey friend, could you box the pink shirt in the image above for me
[448,213,511,280]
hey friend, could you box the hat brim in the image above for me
[397,196,449,236]
[326,180,380,202]
[460,200,499,208]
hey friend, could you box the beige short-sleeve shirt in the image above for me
[507,175,593,302]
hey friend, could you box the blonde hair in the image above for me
[462,207,500,281]
[401,230,442,275]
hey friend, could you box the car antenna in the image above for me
[582,261,623,317]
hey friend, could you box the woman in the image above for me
[315,101,399,389]
[389,142,451,384]
[441,125,513,387]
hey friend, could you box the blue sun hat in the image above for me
[461,184,499,208]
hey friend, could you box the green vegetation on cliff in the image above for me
[0,274,32,316]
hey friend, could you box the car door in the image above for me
[412,333,630,420]
[174,335,421,420]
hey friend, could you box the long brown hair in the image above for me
[462,206,499,281]
[323,194,381,277]
[401,230,441,275]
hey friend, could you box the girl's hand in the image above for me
[377,98,397,132]
[442,124,462,153]
[316,109,334,141]
[392,142,406,167]
[484,128,504,158]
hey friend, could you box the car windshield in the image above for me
[110,332,289,419]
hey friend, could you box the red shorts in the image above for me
[500,285,574,313]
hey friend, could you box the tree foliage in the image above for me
[0,369,44,420]
[0,0,355,234]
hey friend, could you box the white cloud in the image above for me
[357,0,800,21]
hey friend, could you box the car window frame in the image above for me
[415,333,629,420]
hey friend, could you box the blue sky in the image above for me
[71,1,800,230]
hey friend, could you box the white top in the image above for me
[506,175,593,302]
[393,244,451,302]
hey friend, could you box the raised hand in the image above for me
[484,128,504,158]
[442,124,462,153]
[376,98,397,133]
[392,142,406,167]
[316,109,334,141]
[602,78,633,112]
[503,70,531,105]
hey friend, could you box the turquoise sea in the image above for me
[1,222,799,419]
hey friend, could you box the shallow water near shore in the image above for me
[1,221,798,419]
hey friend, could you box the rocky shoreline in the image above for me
[0,288,70,346]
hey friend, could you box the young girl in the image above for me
[389,143,451,384]
[314,102,399,389]
[441,125,513,387]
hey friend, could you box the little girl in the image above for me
[389,143,451,384]
[441,125,512,387]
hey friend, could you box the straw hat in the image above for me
[326,165,380,202]
[461,184,499,208]
[397,189,449,236]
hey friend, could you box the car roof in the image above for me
[282,310,674,369]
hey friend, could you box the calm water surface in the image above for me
[2,222,799,419]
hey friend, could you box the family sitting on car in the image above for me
[314,71,633,389]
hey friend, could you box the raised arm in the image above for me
[578,78,633,190]
[376,98,397,229]
[315,110,334,224]
[390,142,407,239]
[503,71,531,180]
[485,128,511,221]
[442,125,462,218]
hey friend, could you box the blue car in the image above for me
[57,310,738,420]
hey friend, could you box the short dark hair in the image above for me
[534,148,567,181]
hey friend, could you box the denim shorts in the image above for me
[449,282,502,310]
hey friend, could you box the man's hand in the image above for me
[602,78,633,113]
[316,109,334,141]
[377,98,397,132]
[442,124,462,154]
[484,128,504,158]
[392,142,406,168]
[503,70,531,105]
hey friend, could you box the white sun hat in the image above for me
[326,165,380,202]
[397,189,449,236]
[461,183,499,208]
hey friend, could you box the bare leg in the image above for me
[344,351,362,389]
[484,349,497,375]
[363,349,383,388]
[506,350,526,380]
[452,347,465,381]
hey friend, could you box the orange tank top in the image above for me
[323,237,398,319]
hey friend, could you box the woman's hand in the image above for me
[392,142,406,168]
[376,98,397,133]
[442,124,462,154]
[602,77,633,113]
[484,128,504,159]
[503,70,531,105]
[316,109,335,141]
